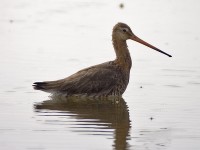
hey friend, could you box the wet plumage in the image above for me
[33,23,171,97]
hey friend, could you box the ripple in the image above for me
[164,84,182,88]
[188,82,200,85]
[4,90,16,93]
[162,69,196,73]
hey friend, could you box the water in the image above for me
[0,0,200,149]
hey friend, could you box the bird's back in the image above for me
[33,61,130,97]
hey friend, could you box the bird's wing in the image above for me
[58,62,124,96]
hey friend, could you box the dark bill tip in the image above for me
[157,49,172,57]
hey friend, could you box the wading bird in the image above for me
[33,23,171,97]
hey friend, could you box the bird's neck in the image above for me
[112,38,132,70]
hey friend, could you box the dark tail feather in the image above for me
[33,79,64,93]
[33,82,48,90]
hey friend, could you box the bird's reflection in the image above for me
[34,96,131,150]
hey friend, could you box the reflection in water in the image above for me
[34,96,131,150]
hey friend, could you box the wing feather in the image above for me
[58,62,123,96]
[33,61,128,96]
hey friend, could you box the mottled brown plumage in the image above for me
[33,23,171,97]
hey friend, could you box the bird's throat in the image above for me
[112,38,132,70]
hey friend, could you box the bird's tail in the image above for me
[33,80,64,93]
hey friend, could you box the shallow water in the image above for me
[0,0,200,150]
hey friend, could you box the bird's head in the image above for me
[113,22,134,41]
[112,22,172,57]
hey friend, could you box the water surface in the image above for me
[0,0,200,150]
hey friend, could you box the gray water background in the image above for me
[0,0,200,149]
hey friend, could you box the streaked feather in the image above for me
[33,61,130,96]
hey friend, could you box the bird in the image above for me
[33,22,171,97]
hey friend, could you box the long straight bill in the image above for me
[131,36,172,57]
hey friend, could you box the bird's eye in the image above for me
[123,29,127,32]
